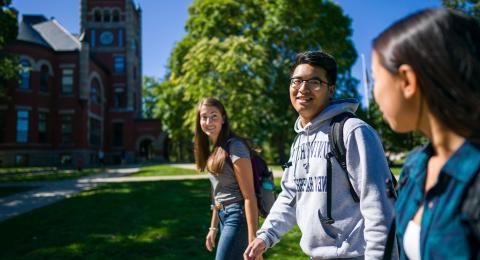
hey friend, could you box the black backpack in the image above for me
[226,139,276,218]
[321,112,398,224]
[326,113,399,259]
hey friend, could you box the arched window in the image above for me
[103,9,111,22]
[112,9,120,22]
[40,64,49,92]
[90,78,100,103]
[18,60,31,89]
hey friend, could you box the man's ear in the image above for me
[398,64,418,99]
[328,85,335,98]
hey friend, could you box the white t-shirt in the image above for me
[404,220,421,260]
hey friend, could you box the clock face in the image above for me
[100,31,114,45]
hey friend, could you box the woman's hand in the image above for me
[243,238,266,260]
[205,228,217,252]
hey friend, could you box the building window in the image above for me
[112,122,123,146]
[61,69,74,95]
[112,9,120,22]
[40,64,49,92]
[60,153,72,166]
[60,114,73,144]
[16,110,29,143]
[103,9,111,22]
[118,29,124,47]
[0,110,5,143]
[38,112,47,143]
[132,40,137,54]
[94,10,101,22]
[114,88,126,108]
[114,56,125,74]
[90,29,96,48]
[90,78,100,103]
[15,154,29,166]
[18,60,31,89]
[89,118,101,146]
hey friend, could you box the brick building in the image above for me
[0,0,166,166]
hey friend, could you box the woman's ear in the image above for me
[398,64,418,99]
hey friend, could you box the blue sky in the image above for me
[12,0,440,100]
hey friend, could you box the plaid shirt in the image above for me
[395,140,480,260]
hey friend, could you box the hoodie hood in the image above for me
[294,98,359,134]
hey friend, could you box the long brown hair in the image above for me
[194,98,235,174]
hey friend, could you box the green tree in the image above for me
[0,0,19,101]
[161,0,358,162]
[443,0,480,17]
[142,76,160,119]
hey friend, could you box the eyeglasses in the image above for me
[290,77,330,90]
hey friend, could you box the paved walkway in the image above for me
[0,164,283,222]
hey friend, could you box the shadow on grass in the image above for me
[0,186,38,198]
[0,179,304,259]
[0,180,214,259]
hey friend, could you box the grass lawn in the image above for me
[131,165,198,177]
[0,167,58,174]
[0,168,105,183]
[269,165,283,172]
[0,178,303,259]
[0,164,401,259]
[391,166,401,177]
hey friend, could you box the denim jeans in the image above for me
[215,202,248,260]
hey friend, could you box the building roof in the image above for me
[17,15,81,51]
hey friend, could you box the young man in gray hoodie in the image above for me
[244,51,396,260]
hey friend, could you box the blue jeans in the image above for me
[216,202,248,260]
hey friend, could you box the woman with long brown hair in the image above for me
[194,97,259,260]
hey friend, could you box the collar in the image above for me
[408,140,480,183]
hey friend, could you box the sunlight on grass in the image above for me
[269,165,283,171]
[65,243,86,253]
[80,187,132,196]
[0,168,104,182]
[132,165,197,176]
[391,167,401,177]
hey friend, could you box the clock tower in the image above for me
[80,0,142,114]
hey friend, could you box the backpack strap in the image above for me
[225,138,262,195]
[321,152,335,224]
[382,219,397,260]
[328,112,360,202]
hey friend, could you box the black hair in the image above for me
[291,51,338,85]
[373,8,480,143]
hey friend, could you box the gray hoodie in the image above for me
[257,99,396,259]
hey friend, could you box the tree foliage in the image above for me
[158,0,358,162]
[0,0,19,100]
[443,0,480,17]
[142,76,160,119]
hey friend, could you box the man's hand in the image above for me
[243,238,266,260]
